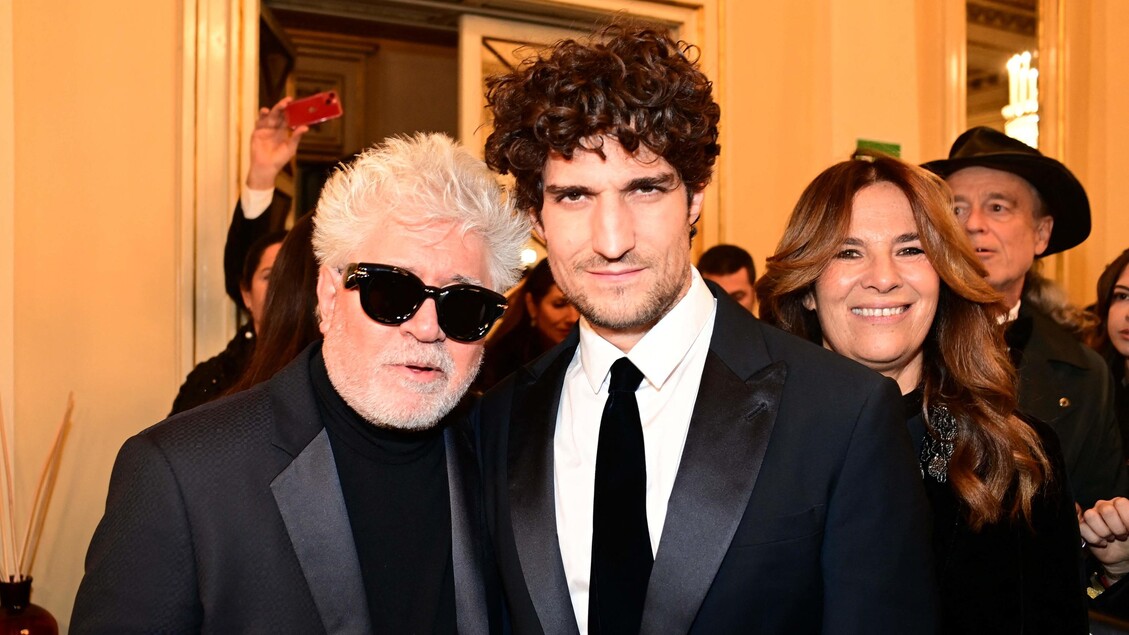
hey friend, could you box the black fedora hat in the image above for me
[922,126,1090,256]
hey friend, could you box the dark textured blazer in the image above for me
[72,346,497,634]
[1015,302,1129,508]
[475,286,939,634]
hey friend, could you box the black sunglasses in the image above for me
[343,263,507,343]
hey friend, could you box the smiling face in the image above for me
[804,182,941,393]
[534,137,704,351]
[1108,263,1129,365]
[947,166,1052,307]
[315,216,488,430]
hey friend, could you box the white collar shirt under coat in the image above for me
[554,267,717,635]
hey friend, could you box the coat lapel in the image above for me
[640,291,787,634]
[446,423,492,635]
[508,342,582,635]
[270,428,372,635]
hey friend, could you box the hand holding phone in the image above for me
[285,91,343,128]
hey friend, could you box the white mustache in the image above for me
[372,340,455,376]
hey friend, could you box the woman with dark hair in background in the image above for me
[1090,248,1129,452]
[1077,249,1129,620]
[227,212,321,394]
[473,258,578,392]
[757,153,1086,633]
[170,229,287,415]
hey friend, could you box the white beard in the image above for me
[322,322,482,430]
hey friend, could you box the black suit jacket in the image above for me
[476,287,939,634]
[1014,302,1128,508]
[73,346,496,634]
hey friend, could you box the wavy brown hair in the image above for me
[227,212,322,395]
[756,153,1051,530]
[483,22,721,219]
[1090,248,1129,384]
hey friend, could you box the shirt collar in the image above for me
[1000,299,1022,324]
[577,267,716,393]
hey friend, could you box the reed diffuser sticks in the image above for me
[0,393,73,582]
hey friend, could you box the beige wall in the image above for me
[717,0,959,281]
[1059,0,1129,306]
[7,0,181,628]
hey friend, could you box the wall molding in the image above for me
[0,0,14,435]
[180,0,259,377]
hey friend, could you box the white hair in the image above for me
[312,132,529,291]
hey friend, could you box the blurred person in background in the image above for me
[170,97,306,414]
[924,126,1127,508]
[225,211,321,395]
[1089,248,1129,457]
[698,243,756,312]
[474,258,578,392]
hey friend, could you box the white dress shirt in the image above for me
[1004,299,1021,323]
[239,186,274,220]
[554,268,717,634]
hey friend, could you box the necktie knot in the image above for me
[609,357,644,393]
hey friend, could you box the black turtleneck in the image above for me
[310,350,456,634]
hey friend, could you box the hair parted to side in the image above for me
[483,22,721,217]
[756,152,1051,531]
[1090,248,1129,382]
[698,244,756,284]
[228,212,321,396]
[312,132,529,292]
[241,229,288,292]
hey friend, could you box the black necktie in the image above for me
[589,357,651,635]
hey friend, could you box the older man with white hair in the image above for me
[72,133,528,634]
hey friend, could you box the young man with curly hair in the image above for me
[475,23,937,634]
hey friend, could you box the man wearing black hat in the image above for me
[925,126,1128,509]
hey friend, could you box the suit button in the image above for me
[1059,397,1070,407]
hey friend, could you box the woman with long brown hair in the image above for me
[757,153,1086,633]
[227,211,322,394]
[1089,248,1129,453]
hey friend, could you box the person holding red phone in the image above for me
[169,97,309,415]
[285,91,343,128]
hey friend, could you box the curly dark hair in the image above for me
[484,22,721,217]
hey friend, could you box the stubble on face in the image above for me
[561,250,691,333]
[536,139,699,342]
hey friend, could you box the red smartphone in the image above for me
[285,91,343,128]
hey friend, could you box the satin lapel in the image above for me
[508,346,581,635]
[270,429,372,635]
[446,425,490,635]
[641,298,787,634]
